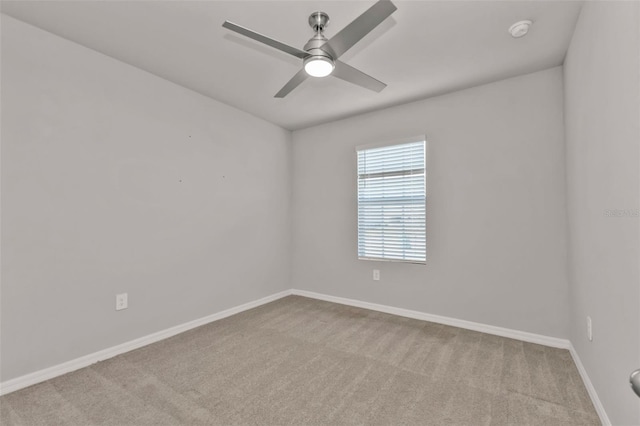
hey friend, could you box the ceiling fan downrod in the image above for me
[304,11,331,53]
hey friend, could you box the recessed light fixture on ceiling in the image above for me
[509,20,533,38]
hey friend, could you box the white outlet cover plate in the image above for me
[116,293,128,311]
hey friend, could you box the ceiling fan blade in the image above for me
[323,0,397,59]
[333,60,386,92]
[275,69,309,98]
[223,21,310,59]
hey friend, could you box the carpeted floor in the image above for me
[0,295,599,425]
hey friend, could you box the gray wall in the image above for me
[1,15,291,381]
[564,2,640,424]
[291,67,570,339]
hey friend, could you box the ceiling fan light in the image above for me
[304,56,335,77]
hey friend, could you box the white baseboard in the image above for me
[291,289,572,349]
[0,289,292,396]
[1,287,609,426]
[568,344,611,426]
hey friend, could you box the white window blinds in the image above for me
[357,140,426,263]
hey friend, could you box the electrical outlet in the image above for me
[116,293,128,311]
[373,269,380,281]
[586,316,592,341]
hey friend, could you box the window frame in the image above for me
[355,136,427,265]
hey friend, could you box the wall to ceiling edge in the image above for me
[0,14,292,381]
[563,2,640,425]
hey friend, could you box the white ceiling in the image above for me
[1,1,582,130]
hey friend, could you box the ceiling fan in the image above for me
[222,0,397,98]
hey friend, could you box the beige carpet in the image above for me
[0,295,599,425]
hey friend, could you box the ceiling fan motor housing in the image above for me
[304,33,332,58]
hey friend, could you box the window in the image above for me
[357,139,426,263]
